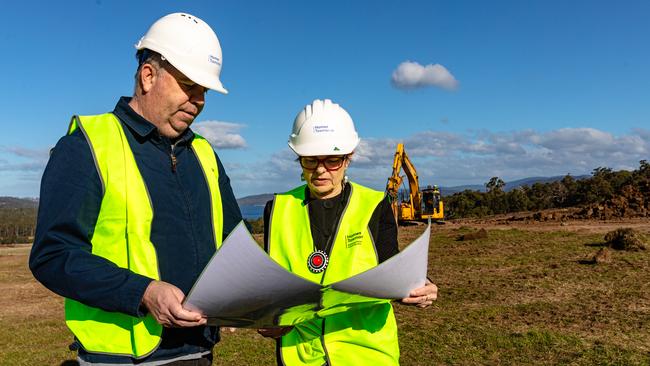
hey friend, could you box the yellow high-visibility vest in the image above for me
[269,183,399,365]
[64,113,223,358]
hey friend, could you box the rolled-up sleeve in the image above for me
[29,131,152,317]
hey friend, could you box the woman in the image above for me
[260,99,437,365]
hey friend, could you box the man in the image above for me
[29,13,241,365]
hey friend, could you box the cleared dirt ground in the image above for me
[1,218,649,365]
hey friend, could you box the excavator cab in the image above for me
[421,186,444,220]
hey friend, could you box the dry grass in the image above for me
[0,247,72,365]
[396,222,650,365]
[2,220,650,365]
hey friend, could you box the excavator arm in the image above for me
[401,149,422,212]
[385,143,421,221]
[386,144,404,220]
[386,144,404,199]
[385,143,444,223]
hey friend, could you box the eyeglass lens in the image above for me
[300,156,345,170]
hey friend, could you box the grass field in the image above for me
[1,221,649,365]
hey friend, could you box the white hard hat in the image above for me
[135,12,228,94]
[288,99,360,156]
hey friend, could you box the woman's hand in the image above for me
[257,326,294,338]
[401,280,438,308]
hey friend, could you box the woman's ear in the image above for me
[344,152,353,168]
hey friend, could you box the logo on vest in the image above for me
[346,231,363,248]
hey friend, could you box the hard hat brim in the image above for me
[136,43,229,94]
[288,138,359,157]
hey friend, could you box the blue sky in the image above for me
[1,0,649,198]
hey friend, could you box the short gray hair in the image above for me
[133,49,167,93]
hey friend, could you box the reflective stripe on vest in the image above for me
[268,183,400,365]
[64,113,223,358]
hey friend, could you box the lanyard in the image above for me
[306,184,349,273]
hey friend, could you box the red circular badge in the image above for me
[307,250,328,273]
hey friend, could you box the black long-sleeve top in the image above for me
[29,97,243,364]
[263,183,399,263]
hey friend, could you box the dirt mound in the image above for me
[446,180,650,226]
[593,247,612,263]
[573,183,650,220]
[604,228,647,251]
[580,247,612,265]
[500,182,650,223]
[474,208,577,225]
[457,228,488,241]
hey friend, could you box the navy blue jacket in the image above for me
[29,97,243,363]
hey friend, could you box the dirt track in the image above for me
[443,217,650,234]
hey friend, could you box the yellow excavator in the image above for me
[385,143,444,224]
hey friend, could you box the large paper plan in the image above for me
[184,221,430,328]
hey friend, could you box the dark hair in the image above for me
[135,49,165,70]
[133,49,167,89]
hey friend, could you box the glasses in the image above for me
[137,50,207,94]
[175,77,208,94]
[299,156,348,171]
[161,56,208,95]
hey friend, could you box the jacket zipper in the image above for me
[170,142,179,173]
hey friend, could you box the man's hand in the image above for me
[257,326,294,338]
[401,280,438,308]
[141,280,206,327]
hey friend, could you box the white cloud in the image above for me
[224,127,650,197]
[224,149,304,198]
[3,127,649,198]
[0,146,49,172]
[0,146,49,197]
[391,61,459,90]
[353,139,398,166]
[531,128,614,152]
[192,120,247,149]
[2,146,50,160]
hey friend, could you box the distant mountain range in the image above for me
[0,176,590,209]
[0,197,39,209]
[236,193,275,206]
[442,175,590,195]
[235,175,590,206]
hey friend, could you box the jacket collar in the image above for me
[112,97,195,145]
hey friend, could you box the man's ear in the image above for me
[139,63,157,93]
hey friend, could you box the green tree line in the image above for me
[444,160,650,219]
[0,207,37,244]
[3,161,649,242]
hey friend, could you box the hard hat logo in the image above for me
[288,99,359,156]
[313,125,334,133]
[208,55,221,66]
